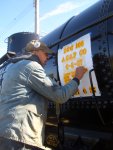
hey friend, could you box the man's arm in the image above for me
[27,62,86,104]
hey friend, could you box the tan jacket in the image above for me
[0,55,78,149]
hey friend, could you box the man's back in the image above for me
[0,59,48,148]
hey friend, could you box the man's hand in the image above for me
[75,66,87,80]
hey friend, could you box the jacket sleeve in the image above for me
[27,62,79,104]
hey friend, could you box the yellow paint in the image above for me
[64,44,74,54]
[75,89,80,95]
[61,57,65,63]
[89,86,96,93]
[83,88,87,94]
[61,52,77,63]
[79,48,87,56]
[63,71,75,84]
[74,58,83,66]
[76,40,84,48]
[46,134,59,147]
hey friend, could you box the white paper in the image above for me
[58,33,101,97]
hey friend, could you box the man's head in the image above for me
[25,40,54,66]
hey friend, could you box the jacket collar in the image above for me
[10,54,40,64]
[0,54,42,70]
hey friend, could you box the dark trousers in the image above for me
[0,137,43,150]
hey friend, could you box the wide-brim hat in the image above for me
[25,40,54,54]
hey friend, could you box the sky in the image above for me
[0,0,100,58]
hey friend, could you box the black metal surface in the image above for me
[7,32,38,55]
[42,0,113,149]
[42,0,113,99]
[1,0,113,149]
[0,51,16,65]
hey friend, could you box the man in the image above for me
[0,40,87,150]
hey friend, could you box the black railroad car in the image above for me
[1,0,113,149]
